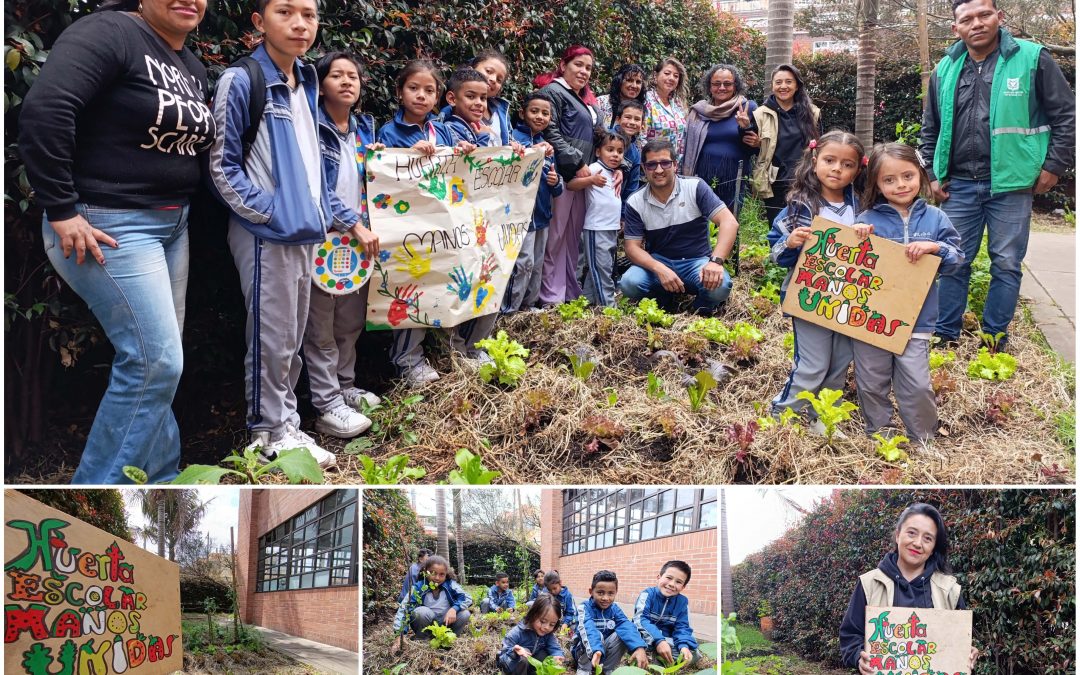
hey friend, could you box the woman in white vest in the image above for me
[838,503,978,674]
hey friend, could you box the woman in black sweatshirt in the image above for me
[19,0,215,484]
[838,503,978,673]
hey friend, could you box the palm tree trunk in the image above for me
[765,0,795,76]
[453,489,466,584]
[436,490,449,562]
[918,0,931,103]
[855,0,880,147]
[156,495,166,559]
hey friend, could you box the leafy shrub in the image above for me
[19,489,131,539]
[730,490,1075,673]
[362,489,426,621]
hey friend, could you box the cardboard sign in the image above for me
[363,145,545,330]
[864,606,973,675]
[4,490,183,675]
[779,217,940,355]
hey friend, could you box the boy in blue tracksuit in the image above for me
[526,569,546,604]
[503,90,564,313]
[852,143,964,442]
[481,572,518,613]
[612,100,645,201]
[573,570,649,674]
[634,561,700,667]
[208,0,349,467]
[391,555,472,652]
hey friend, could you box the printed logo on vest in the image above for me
[1003,77,1025,97]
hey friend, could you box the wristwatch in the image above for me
[709,256,727,265]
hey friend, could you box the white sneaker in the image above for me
[259,424,337,469]
[244,430,272,454]
[342,387,381,410]
[808,419,847,439]
[315,402,372,439]
[458,350,494,371]
[402,361,441,386]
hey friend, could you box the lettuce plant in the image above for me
[475,330,530,387]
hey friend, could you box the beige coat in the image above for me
[859,567,961,610]
[750,102,821,199]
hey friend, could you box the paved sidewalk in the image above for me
[614,601,717,643]
[249,625,360,674]
[1020,231,1075,362]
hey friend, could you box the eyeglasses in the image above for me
[644,160,674,171]
[710,81,736,89]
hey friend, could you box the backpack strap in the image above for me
[231,56,266,163]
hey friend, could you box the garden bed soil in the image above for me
[363,615,717,675]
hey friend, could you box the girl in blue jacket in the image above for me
[376,61,479,386]
[766,130,866,435]
[852,143,963,443]
[391,554,473,653]
[498,594,565,674]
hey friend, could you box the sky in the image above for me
[724,487,835,565]
[407,487,543,521]
[124,488,241,554]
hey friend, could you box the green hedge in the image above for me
[362,489,426,622]
[18,489,132,540]
[180,574,234,613]
[419,534,540,589]
[729,490,1075,673]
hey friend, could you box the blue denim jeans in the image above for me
[936,179,1032,339]
[618,254,732,310]
[43,204,188,484]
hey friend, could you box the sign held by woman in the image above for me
[863,606,973,675]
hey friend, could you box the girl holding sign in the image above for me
[839,503,978,674]
[303,52,383,439]
[766,130,864,436]
[851,143,964,444]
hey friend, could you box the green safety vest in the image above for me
[933,29,1049,194]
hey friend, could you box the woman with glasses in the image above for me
[682,64,757,212]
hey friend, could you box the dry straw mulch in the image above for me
[321,271,1074,487]
[362,612,717,675]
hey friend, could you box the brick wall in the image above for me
[540,491,717,616]
[236,489,359,652]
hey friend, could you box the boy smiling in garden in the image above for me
[633,560,700,667]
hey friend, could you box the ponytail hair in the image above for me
[533,45,598,106]
[785,129,865,216]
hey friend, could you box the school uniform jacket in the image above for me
[511,124,564,231]
[441,96,512,145]
[391,578,472,634]
[485,584,517,610]
[316,107,376,231]
[376,108,454,148]
[573,597,646,660]
[498,621,564,670]
[633,587,698,651]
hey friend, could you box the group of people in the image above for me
[392,550,701,675]
[19,0,1074,482]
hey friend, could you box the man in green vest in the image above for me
[919,0,1074,352]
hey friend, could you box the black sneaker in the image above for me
[931,333,960,350]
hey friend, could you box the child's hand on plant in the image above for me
[656,639,675,664]
[905,240,940,262]
[591,651,603,669]
[631,647,650,668]
[514,645,532,658]
[412,140,436,156]
[853,223,874,238]
[680,647,694,665]
[785,226,812,249]
[444,608,457,626]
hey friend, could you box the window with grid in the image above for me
[256,490,358,592]
[561,488,717,555]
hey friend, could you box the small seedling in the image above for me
[648,656,690,673]
[645,323,664,351]
[422,623,456,649]
[447,448,501,484]
[873,433,909,462]
[726,421,758,453]
[556,296,590,321]
[686,371,718,412]
[602,305,625,319]
[928,349,955,370]
[795,388,858,441]
[526,655,568,675]
[686,317,729,343]
[723,321,764,345]
[126,445,325,485]
[633,297,675,327]
[382,665,407,675]
[357,453,426,484]
[567,351,598,381]
[475,330,530,387]
[967,347,1017,381]
[602,387,619,407]
[351,395,425,448]
[647,372,668,400]
[782,332,795,359]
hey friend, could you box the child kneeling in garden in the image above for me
[481,571,517,613]
[498,594,565,674]
[634,560,700,667]
[572,570,649,674]
[391,554,472,652]
[541,570,577,626]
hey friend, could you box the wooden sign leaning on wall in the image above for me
[4,490,183,675]
[780,217,940,355]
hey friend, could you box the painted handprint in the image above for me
[393,245,432,279]
[473,208,488,246]
[387,284,422,327]
[446,265,474,302]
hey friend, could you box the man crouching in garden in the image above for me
[618,139,738,315]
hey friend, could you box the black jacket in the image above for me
[920,31,1075,183]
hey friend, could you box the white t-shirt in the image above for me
[290,83,322,207]
[820,200,855,226]
[583,162,623,231]
[334,129,361,209]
